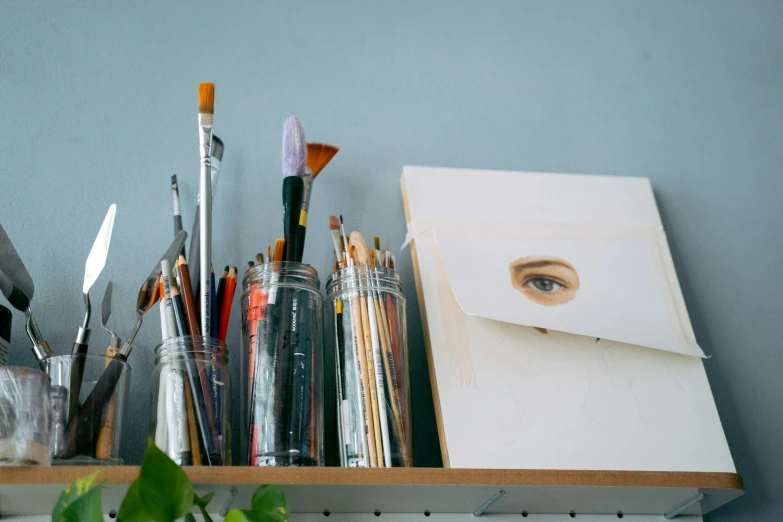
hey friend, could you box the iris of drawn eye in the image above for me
[525,277,563,293]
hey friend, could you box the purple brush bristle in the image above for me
[282,115,306,178]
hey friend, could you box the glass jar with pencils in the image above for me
[240,262,324,467]
[325,265,412,468]
[149,336,230,466]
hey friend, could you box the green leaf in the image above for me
[193,492,215,522]
[224,510,249,522]
[242,485,288,522]
[54,478,104,522]
[118,438,194,522]
[117,480,148,522]
[52,471,102,522]
[185,514,197,522]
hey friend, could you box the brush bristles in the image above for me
[274,238,286,262]
[329,215,341,230]
[198,82,215,114]
[282,115,306,178]
[211,135,224,160]
[171,174,178,188]
[374,236,380,250]
[306,143,339,178]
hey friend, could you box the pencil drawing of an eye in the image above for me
[509,256,579,306]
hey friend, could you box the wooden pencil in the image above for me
[183,377,202,465]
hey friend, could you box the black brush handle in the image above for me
[67,341,89,423]
[282,176,304,261]
[296,224,307,262]
[68,354,127,457]
[173,215,185,258]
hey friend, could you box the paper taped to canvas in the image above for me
[435,232,704,358]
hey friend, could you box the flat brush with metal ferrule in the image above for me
[282,115,306,261]
[296,143,339,261]
[68,230,187,456]
[69,204,116,424]
[187,134,224,298]
[171,175,185,258]
[197,82,215,338]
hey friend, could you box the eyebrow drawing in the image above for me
[509,256,580,306]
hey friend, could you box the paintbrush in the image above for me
[197,82,215,338]
[339,215,350,265]
[248,238,285,465]
[296,143,339,261]
[70,204,116,424]
[350,233,389,466]
[282,116,306,262]
[344,243,376,465]
[171,175,186,258]
[328,216,344,265]
[0,223,54,366]
[187,135,224,301]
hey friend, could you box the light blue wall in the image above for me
[1,1,781,519]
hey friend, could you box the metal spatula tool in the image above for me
[0,223,53,366]
[68,204,116,422]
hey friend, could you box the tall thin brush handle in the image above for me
[198,114,213,338]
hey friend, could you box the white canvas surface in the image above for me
[402,166,735,472]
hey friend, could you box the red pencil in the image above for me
[217,266,237,343]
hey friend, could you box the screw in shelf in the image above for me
[472,490,506,517]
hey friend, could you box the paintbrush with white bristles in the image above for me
[282,115,306,262]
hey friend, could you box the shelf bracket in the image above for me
[218,486,239,517]
[472,490,506,517]
[664,493,707,519]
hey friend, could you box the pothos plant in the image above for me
[52,438,288,522]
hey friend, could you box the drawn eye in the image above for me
[525,277,563,294]
[509,256,580,306]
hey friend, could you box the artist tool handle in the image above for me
[183,353,222,465]
[67,338,89,423]
[95,347,118,460]
[296,224,307,262]
[282,176,304,261]
[69,353,128,456]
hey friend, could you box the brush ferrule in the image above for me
[172,189,181,217]
[198,114,213,158]
[301,169,314,212]
[31,341,53,364]
[76,326,91,345]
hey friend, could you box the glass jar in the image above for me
[150,336,229,466]
[44,353,131,465]
[325,265,412,467]
[0,367,51,465]
[241,262,323,466]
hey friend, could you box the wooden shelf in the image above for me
[0,467,743,517]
